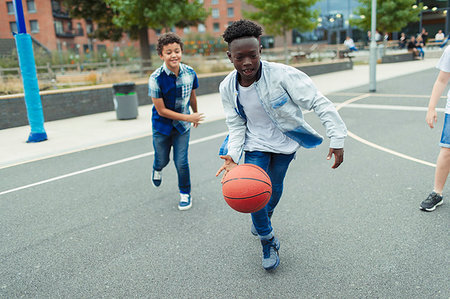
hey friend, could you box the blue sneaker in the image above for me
[178,193,192,210]
[261,236,280,271]
[152,169,162,187]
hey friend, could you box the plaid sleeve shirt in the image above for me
[148,62,199,135]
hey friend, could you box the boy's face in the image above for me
[227,37,261,86]
[160,42,182,73]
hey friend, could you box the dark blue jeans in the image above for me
[244,151,295,236]
[153,128,191,194]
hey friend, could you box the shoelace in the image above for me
[153,171,162,180]
[180,194,190,203]
[261,239,275,258]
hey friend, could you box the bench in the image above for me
[381,52,414,63]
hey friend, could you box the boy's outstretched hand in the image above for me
[327,148,344,169]
[189,112,205,128]
[216,155,237,183]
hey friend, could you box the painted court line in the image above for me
[335,95,437,168]
[2,93,438,196]
[0,132,228,196]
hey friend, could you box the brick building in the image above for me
[0,0,120,54]
[0,0,292,56]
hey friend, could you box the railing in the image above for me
[0,59,154,80]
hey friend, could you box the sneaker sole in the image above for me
[420,199,443,212]
[264,251,280,271]
[178,203,192,211]
[151,181,161,188]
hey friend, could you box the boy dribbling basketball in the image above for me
[215,20,347,271]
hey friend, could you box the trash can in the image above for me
[112,82,138,120]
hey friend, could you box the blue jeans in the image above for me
[244,151,296,236]
[153,128,191,194]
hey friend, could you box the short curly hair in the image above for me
[157,32,184,55]
[222,19,263,44]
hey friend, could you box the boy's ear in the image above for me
[226,51,232,62]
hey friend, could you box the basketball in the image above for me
[222,164,272,213]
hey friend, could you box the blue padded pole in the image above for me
[13,0,47,142]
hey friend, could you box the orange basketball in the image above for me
[222,164,272,213]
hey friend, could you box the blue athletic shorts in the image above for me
[440,113,450,148]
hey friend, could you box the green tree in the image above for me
[63,0,209,65]
[351,0,422,33]
[63,0,124,42]
[107,0,208,65]
[244,0,320,64]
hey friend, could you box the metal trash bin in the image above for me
[112,82,138,120]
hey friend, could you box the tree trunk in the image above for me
[138,27,151,68]
[283,29,289,65]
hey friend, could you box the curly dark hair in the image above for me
[222,19,263,44]
[157,32,184,55]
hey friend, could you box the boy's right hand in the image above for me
[216,155,237,183]
[188,112,205,128]
[426,108,437,128]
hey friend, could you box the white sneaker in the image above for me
[178,193,192,210]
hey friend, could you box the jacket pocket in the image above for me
[270,92,289,109]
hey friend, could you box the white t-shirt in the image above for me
[238,83,299,154]
[436,46,450,114]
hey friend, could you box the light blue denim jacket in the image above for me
[219,60,347,163]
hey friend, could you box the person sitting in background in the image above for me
[416,35,425,59]
[399,32,407,49]
[421,28,429,45]
[343,36,358,52]
[435,30,445,43]
[407,36,419,58]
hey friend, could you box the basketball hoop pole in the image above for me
[13,0,47,142]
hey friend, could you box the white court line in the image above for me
[0,131,228,196]
[2,94,439,196]
[335,95,437,168]
[343,103,445,112]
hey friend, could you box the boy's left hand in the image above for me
[327,148,344,169]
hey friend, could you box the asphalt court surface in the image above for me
[1,67,449,298]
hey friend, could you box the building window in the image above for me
[86,23,93,34]
[227,0,233,3]
[10,22,17,33]
[155,28,161,35]
[198,24,206,33]
[211,0,218,4]
[6,2,14,14]
[227,7,234,17]
[76,23,83,35]
[29,20,39,33]
[27,0,36,13]
[212,8,219,18]
[213,22,220,32]
[183,27,191,33]
[54,20,63,34]
[198,0,203,3]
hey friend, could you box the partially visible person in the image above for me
[344,36,358,52]
[421,27,429,45]
[399,32,407,49]
[407,36,419,58]
[421,46,450,212]
[375,30,382,42]
[435,29,445,43]
[148,32,205,211]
